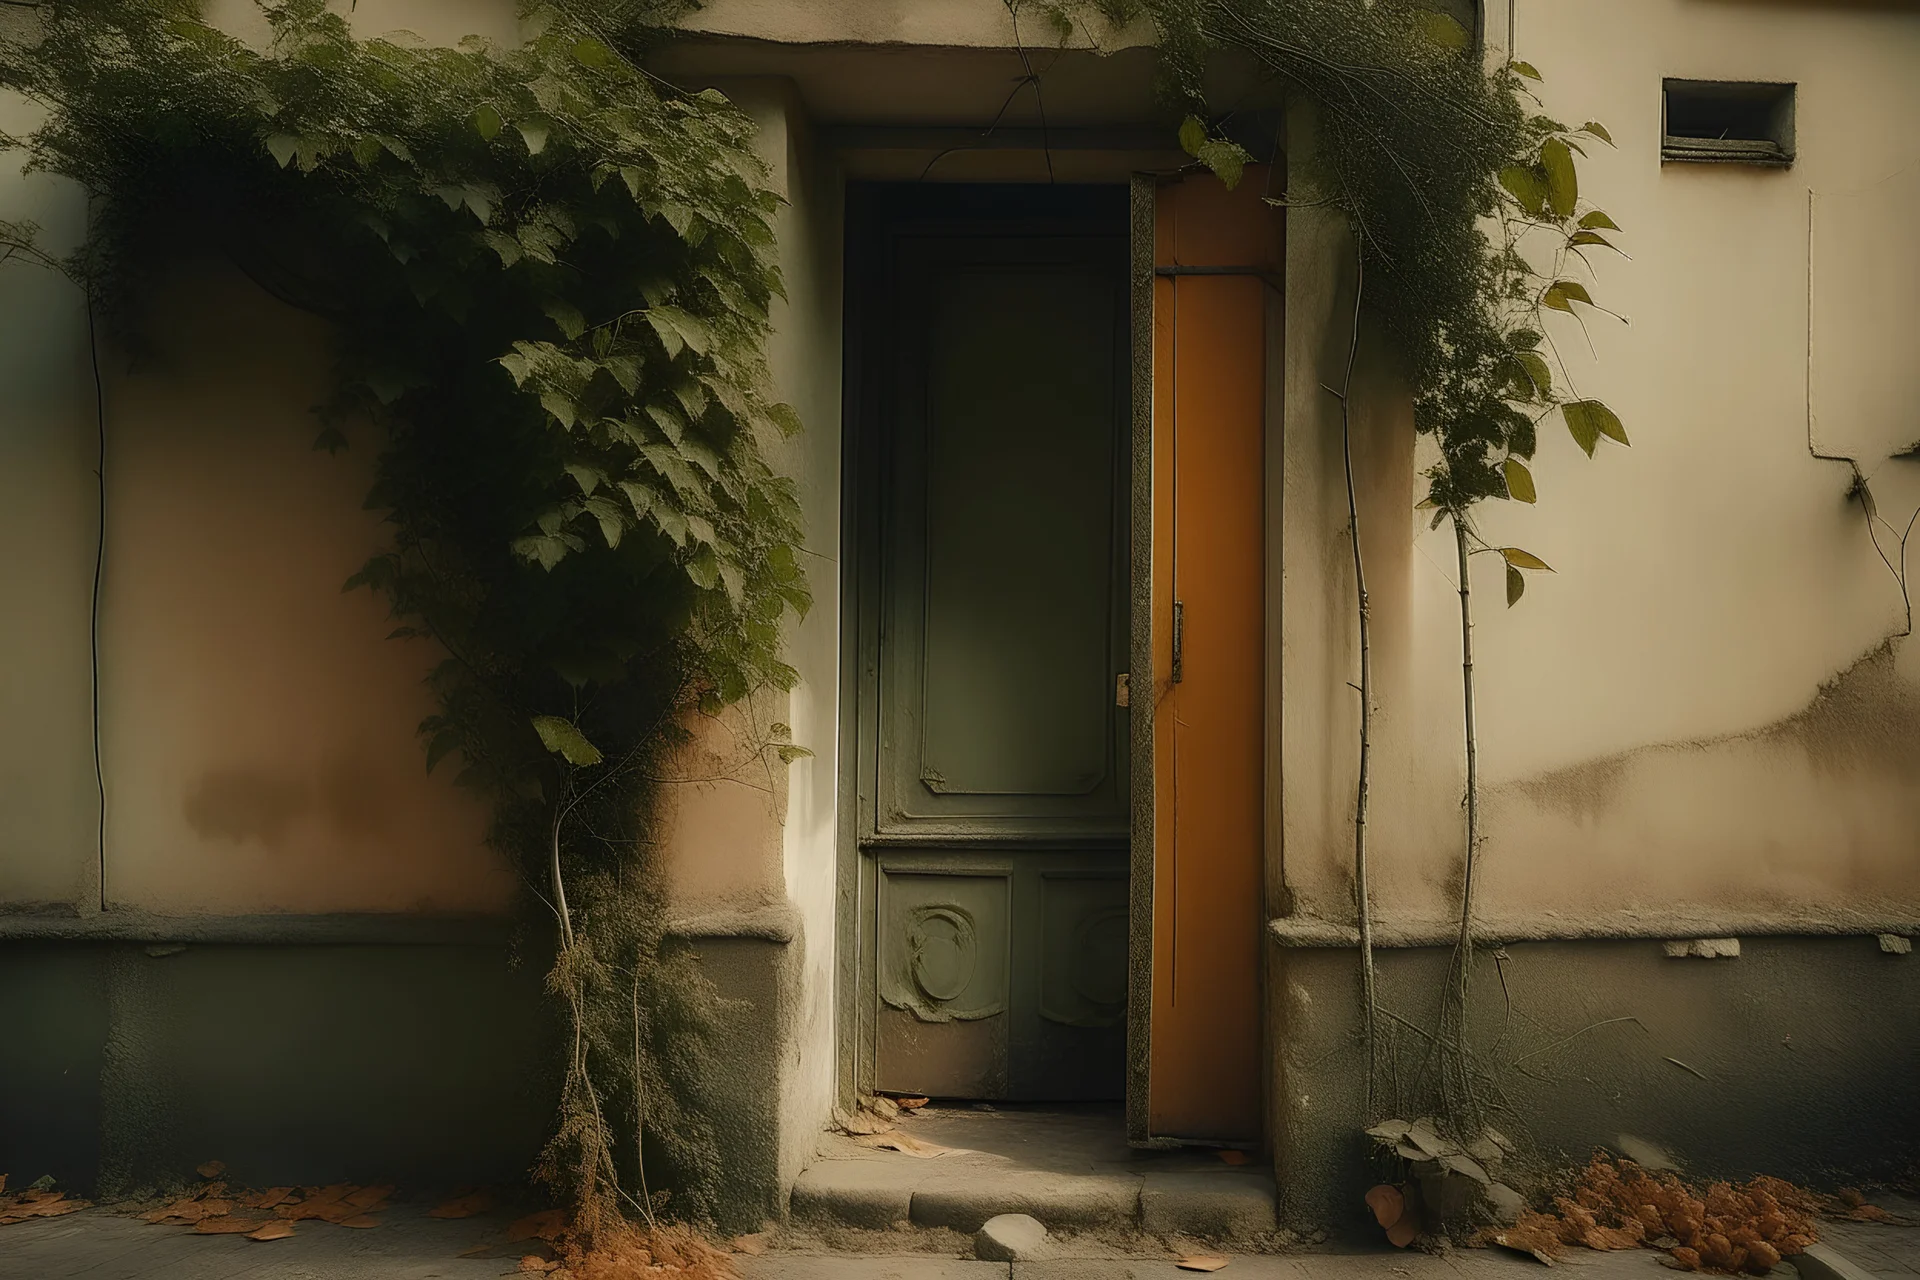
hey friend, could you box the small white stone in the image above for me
[1663,938,1740,959]
[975,1213,1050,1262]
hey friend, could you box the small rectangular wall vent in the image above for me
[1663,79,1796,166]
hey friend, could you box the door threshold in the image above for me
[793,1102,1275,1241]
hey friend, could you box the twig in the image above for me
[1324,234,1379,1112]
[1509,1015,1647,1067]
[1664,1056,1710,1081]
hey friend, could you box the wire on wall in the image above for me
[86,286,106,913]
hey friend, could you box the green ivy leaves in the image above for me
[1179,114,1251,191]
[533,715,604,766]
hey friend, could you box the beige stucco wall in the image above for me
[1281,0,1920,932]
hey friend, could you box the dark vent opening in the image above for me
[1663,80,1796,166]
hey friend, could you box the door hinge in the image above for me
[1171,601,1184,684]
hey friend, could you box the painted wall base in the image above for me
[1269,934,1917,1233]
[0,942,554,1196]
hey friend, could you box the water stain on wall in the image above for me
[182,769,310,847]
[1505,639,1920,822]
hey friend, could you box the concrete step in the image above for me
[789,1107,1277,1243]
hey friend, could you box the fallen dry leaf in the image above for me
[193,1217,266,1235]
[246,1187,295,1210]
[430,1190,494,1219]
[196,1161,226,1179]
[730,1232,770,1255]
[1178,1256,1231,1273]
[508,1208,570,1243]
[339,1214,381,1229]
[519,1256,561,1274]
[893,1096,930,1111]
[1216,1149,1252,1166]
[344,1185,393,1211]
[247,1220,296,1242]
[1387,1217,1420,1248]
[1367,1184,1406,1229]
[0,1191,90,1227]
[852,1131,959,1158]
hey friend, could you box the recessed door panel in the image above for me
[852,185,1131,1103]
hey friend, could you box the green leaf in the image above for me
[1506,563,1526,607]
[765,402,804,438]
[1542,280,1594,312]
[1499,547,1554,571]
[1503,458,1537,503]
[1178,114,1207,157]
[472,104,502,140]
[265,134,299,168]
[1418,10,1469,50]
[1580,120,1615,146]
[1562,401,1600,456]
[1195,137,1250,191]
[1578,209,1621,231]
[1564,398,1628,449]
[542,299,586,340]
[1569,230,1622,254]
[564,462,604,497]
[531,715,604,766]
[1515,350,1551,398]
[1511,60,1542,80]
[1540,137,1577,219]
[1499,164,1547,217]
[571,36,617,69]
[685,548,720,590]
[519,118,550,155]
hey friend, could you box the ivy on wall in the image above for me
[1,0,807,1232]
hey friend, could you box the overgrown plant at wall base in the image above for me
[1,0,808,1235]
[1145,0,1633,1146]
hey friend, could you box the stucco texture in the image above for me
[1276,0,1920,933]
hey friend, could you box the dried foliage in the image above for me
[0,1175,90,1226]
[1479,1153,1832,1274]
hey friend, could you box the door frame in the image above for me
[833,182,1135,1104]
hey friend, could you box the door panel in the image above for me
[1147,173,1273,1141]
[917,270,1117,800]
[853,187,1131,1102]
[879,236,1129,837]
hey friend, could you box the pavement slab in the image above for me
[0,1203,508,1280]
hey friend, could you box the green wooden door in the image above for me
[852,189,1130,1101]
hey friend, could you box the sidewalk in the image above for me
[2,1196,1912,1279]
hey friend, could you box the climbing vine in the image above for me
[1,0,806,1235]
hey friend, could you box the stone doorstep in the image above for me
[791,1159,1277,1241]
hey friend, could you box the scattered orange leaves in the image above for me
[0,1184,91,1227]
[553,1223,736,1280]
[141,1172,395,1240]
[1216,1150,1252,1166]
[1476,1153,1837,1274]
[431,1190,495,1219]
[509,1208,572,1244]
[195,1161,226,1179]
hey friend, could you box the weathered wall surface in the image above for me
[1272,935,1920,1230]
[1279,0,1920,931]
[0,942,551,1195]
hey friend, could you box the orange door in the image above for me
[1148,172,1276,1141]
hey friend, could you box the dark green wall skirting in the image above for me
[0,942,553,1197]
[1269,933,1919,1233]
